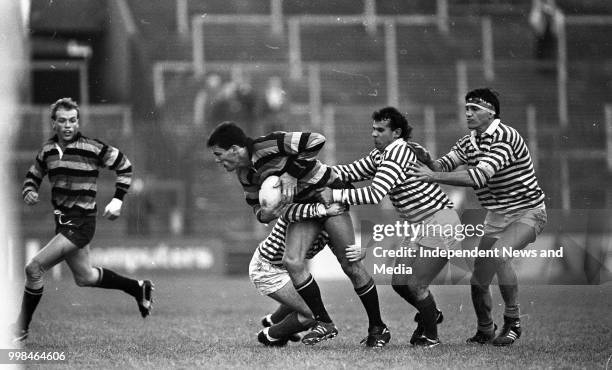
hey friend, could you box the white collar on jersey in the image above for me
[471,118,501,138]
[469,119,500,153]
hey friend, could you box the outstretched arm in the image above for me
[405,161,476,187]
[326,144,410,205]
[256,202,346,224]
[332,152,378,183]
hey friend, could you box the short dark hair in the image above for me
[207,121,249,149]
[465,88,500,118]
[371,107,412,140]
[51,97,79,120]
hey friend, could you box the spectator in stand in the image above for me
[259,76,288,134]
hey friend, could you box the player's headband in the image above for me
[465,97,496,115]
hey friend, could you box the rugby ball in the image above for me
[259,175,282,209]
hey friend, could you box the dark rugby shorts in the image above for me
[54,211,96,248]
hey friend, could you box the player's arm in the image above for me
[22,150,47,206]
[324,145,409,205]
[332,151,378,183]
[278,132,327,200]
[257,202,346,224]
[407,141,513,188]
[98,141,133,220]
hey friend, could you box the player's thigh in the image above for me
[268,282,313,318]
[493,221,538,252]
[30,233,80,270]
[323,212,355,252]
[285,220,322,260]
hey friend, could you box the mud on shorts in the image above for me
[54,210,96,249]
[249,248,291,296]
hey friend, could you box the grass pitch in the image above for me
[12,275,612,369]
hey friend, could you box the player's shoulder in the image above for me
[383,139,412,158]
[255,131,287,143]
[492,121,524,143]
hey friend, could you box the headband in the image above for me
[466,97,496,115]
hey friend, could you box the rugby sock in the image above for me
[268,312,312,339]
[415,293,438,339]
[500,285,520,319]
[355,278,385,328]
[270,305,294,324]
[503,304,520,319]
[294,274,332,323]
[95,268,140,297]
[17,286,43,330]
[471,284,495,333]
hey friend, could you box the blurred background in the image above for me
[4,0,612,286]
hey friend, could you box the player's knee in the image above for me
[470,274,489,290]
[25,260,44,280]
[338,258,360,275]
[409,284,429,301]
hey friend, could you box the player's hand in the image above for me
[406,141,432,165]
[315,188,333,207]
[103,198,123,220]
[405,161,436,183]
[23,191,39,206]
[278,173,297,202]
[324,202,346,216]
[346,244,366,262]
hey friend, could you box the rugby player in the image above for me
[207,122,388,346]
[252,202,345,346]
[407,88,547,346]
[13,98,153,342]
[317,107,458,347]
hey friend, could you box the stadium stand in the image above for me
[23,0,612,243]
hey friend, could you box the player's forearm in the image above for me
[430,170,476,187]
[331,187,385,205]
[283,203,328,222]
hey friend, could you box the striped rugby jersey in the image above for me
[332,139,453,222]
[257,203,329,265]
[435,119,545,212]
[23,133,132,216]
[238,131,338,212]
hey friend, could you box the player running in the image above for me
[207,122,389,347]
[12,98,153,343]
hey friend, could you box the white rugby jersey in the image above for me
[332,139,453,222]
[435,119,545,212]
